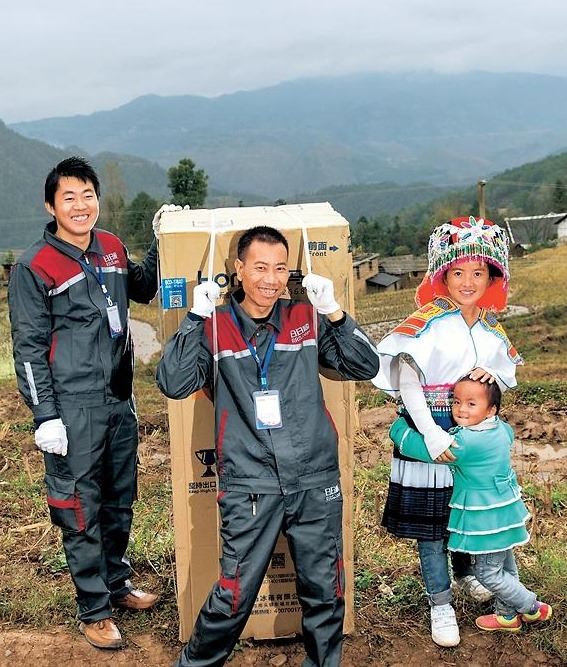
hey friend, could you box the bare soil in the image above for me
[0,623,561,667]
[1,387,565,666]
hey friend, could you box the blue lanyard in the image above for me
[230,305,276,391]
[78,256,114,307]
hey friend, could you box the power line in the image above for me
[488,179,567,189]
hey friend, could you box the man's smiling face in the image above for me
[45,176,99,248]
[235,240,289,318]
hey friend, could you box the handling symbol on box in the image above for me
[195,448,217,477]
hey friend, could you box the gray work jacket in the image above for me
[9,222,158,424]
[157,292,379,494]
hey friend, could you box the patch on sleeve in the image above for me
[479,311,523,364]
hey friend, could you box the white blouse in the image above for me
[372,308,520,459]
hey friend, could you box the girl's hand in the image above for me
[435,440,458,463]
[468,367,496,383]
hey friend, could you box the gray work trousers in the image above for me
[43,399,139,622]
[175,483,345,667]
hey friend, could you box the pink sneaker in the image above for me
[521,602,552,624]
[475,613,522,633]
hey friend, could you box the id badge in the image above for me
[106,304,124,338]
[253,390,283,430]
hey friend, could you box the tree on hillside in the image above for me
[124,192,159,250]
[99,162,127,237]
[392,245,411,256]
[168,158,208,208]
[352,213,397,255]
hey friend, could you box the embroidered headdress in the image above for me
[415,216,510,311]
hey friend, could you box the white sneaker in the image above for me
[453,575,494,603]
[430,604,460,647]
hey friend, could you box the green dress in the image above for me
[389,416,530,554]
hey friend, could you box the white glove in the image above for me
[152,204,189,238]
[191,281,221,318]
[302,273,341,315]
[35,418,68,456]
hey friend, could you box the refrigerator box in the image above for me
[158,203,357,640]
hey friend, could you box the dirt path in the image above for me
[0,621,560,667]
[130,318,161,364]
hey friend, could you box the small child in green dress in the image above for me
[389,376,552,633]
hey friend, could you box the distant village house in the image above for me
[353,253,427,296]
[504,212,567,248]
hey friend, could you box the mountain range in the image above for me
[0,119,451,252]
[11,71,567,197]
[0,121,168,251]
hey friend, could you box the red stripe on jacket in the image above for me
[49,333,57,365]
[95,230,128,269]
[204,301,317,353]
[277,302,316,345]
[336,558,344,598]
[30,244,82,289]
[204,310,248,353]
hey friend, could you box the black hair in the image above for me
[488,263,502,278]
[45,156,100,206]
[454,376,502,414]
[237,225,289,260]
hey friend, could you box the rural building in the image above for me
[365,272,400,292]
[556,216,567,243]
[352,253,427,296]
[352,254,380,296]
[504,212,567,247]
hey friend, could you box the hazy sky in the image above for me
[2,0,567,123]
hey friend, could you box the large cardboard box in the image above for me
[158,202,357,641]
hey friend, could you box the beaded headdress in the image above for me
[415,216,510,311]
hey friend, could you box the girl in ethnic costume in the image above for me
[389,376,552,634]
[372,216,522,647]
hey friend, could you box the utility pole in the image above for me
[477,180,487,219]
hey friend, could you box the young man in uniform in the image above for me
[157,225,380,667]
[9,156,162,649]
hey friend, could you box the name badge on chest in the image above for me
[106,304,124,338]
[253,390,283,430]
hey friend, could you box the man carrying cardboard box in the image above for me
[157,225,379,667]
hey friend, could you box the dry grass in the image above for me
[130,298,161,330]
[509,244,567,309]
[355,289,416,325]
[0,288,14,379]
